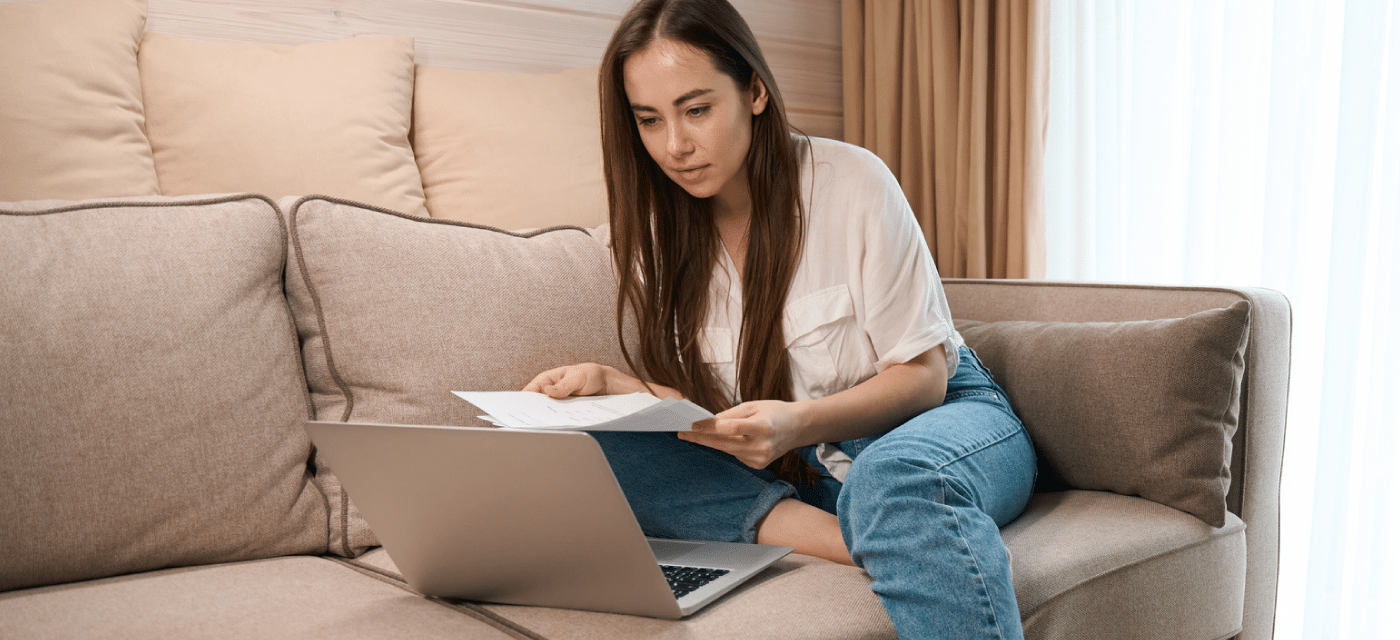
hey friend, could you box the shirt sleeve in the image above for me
[850,150,961,378]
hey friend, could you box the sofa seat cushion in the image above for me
[342,549,896,640]
[334,490,1247,640]
[0,195,328,592]
[0,557,526,639]
[1003,490,1247,640]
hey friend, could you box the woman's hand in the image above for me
[523,363,684,400]
[523,363,620,398]
[680,400,807,469]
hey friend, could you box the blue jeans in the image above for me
[592,346,1036,639]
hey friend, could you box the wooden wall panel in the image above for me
[144,0,842,138]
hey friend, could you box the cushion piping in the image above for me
[286,194,597,557]
[1,192,333,585]
[285,192,597,423]
[2,193,335,556]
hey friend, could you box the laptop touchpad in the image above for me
[648,539,706,562]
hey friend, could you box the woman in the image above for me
[523,0,1037,637]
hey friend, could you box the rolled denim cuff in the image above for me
[738,477,797,544]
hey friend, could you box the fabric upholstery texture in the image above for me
[479,555,895,640]
[344,550,894,640]
[283,196,637,557]
[0,195,328,592]
[957,301,1251,527]
[1003,491,1247,640]
[138,34,428,217]
[0,0,160,201]
[413,64,608,229]
[0,557,525,639]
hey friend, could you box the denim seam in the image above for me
[939,473,1008,640]
[927,427,1027,476]
[944,389,1004,402]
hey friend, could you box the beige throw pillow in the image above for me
[0,0,160,201]
[283,196,636,556]
[413,65,608,229]
[139,34,428,217]
[956,301,1251,527]
[0,195,328,591]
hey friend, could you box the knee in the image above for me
[839,433,1034,530]
[839,450,977,539]
[842,451,975,512]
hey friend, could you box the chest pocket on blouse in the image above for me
[699,326,739,402]
[784,284,858,399]
[699,327,734,364]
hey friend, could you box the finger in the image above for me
[680,427,743,446]
[523,365,569,390]
[522,373,557,394]
[686,432,749,446]
[714,403,758,420]
[710,417,759,438]
[524,369,571,398]
[540,376,580,399]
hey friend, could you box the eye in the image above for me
[687,105,710,118]
[635,115,660,128]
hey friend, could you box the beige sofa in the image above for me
[1,1,1289,639]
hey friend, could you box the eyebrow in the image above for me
[630,88,715,112]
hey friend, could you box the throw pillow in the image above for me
[956,301,1251,527]
[283,196,636,556]
[0,195,328,592]
[412,64,608,229]
[0,0,160,201]
[139,33,428,217]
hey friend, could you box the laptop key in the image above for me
[660,565,731,599]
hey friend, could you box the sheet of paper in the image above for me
[452,391,711,432]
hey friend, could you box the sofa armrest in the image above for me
[942,279,1291,640]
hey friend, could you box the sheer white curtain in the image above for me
[1045,1,1399,638]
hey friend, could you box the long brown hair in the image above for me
[600,0,816,484]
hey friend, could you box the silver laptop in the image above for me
[304,421,793,619]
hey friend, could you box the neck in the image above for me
[715,213,748,274]
[711,167,753,225]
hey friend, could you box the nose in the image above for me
[666,122,693,158]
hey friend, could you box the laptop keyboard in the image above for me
[660,565,730,599]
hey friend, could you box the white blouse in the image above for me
[701,136,962,404]
[592,136,962,482]
[701,137,962,482]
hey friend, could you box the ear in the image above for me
[749,73,769,116]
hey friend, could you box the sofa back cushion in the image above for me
[139,33,428,217]
[0,195,328,592]
[0,0,160,201]
[412,64,608,229]
[957,301,1251,527]
[283,196,636,556]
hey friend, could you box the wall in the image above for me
[145,0,842,138]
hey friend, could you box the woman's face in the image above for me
[622,38,768,214]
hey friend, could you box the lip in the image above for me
[669,164,709,185]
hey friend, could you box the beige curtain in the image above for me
[842,0,1047,279]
